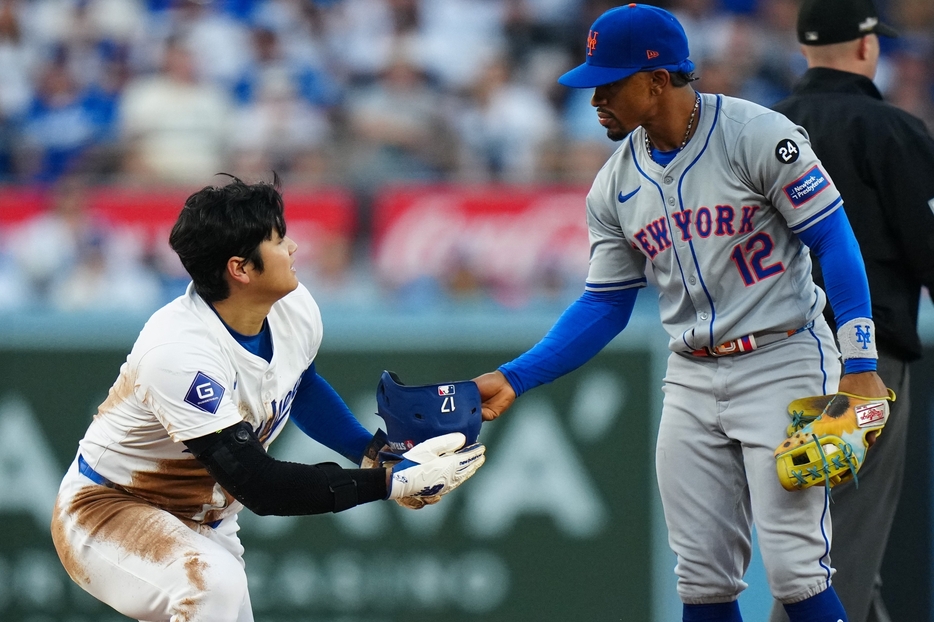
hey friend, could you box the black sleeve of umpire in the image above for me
[183,422,388,516]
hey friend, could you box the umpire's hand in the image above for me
[473,371,517,422]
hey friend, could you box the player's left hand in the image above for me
[385,432,486,502]
[837,371,889,403]
[359,430,440,508]
[378,453,442,510]
[774,382,895,491]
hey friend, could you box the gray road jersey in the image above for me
[586,93,842,353]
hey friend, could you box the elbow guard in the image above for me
[185,422,382,516]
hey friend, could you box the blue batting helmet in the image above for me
[376,370,482,454]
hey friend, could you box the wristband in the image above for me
[837,317,878,361]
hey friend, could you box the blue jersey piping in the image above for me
[676,94,722,347]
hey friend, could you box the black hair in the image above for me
[169,173,286,303]
[670,71,698,87]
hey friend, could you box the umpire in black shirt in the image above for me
[770,0,934,621]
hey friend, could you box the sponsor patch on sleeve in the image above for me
[184,372,226,414]
[783,165,830,208]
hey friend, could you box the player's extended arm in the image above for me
[797,208,887,397]
[183,422,387,515]
[475,288,637,421]
[183,423,484,515]
[287,362,379,466]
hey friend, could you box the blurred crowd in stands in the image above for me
[0,0,932,313]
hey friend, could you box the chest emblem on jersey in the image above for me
[775,139,799,164]
[783,165,830,208]
[618,187,641,203]
[184,372,226,414]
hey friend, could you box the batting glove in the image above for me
[386,432,486,501]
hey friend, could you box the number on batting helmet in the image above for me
[376,370,482,455]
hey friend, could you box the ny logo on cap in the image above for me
[587,30,598,56]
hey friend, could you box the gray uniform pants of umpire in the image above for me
[769,352,910,622]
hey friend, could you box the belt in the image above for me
[78,453,114,487]
[77,454,223,529]
[691,321,814,357]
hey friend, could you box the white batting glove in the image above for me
[379,456,442,509]
[386,432,486,501]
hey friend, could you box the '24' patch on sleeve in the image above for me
[184,371,226,414]
[783,165,830,208]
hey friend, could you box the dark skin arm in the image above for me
[473,370,517,422]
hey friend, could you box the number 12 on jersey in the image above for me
[730,232,785,286]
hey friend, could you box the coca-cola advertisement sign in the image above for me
[373,185,591,305]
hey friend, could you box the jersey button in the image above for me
[667,197,675,205]
[700,312,709,320]
[265,372,273,380]
[664,176,673,184]
[689,276,696,285]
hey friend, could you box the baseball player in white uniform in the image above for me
[474,5,889,621]
[50,176,485,621]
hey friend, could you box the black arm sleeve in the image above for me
[183,422,388,516]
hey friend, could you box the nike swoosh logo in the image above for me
[618,187,641,203]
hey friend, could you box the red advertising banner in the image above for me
[372,185,592,305]
[0,185,357,277]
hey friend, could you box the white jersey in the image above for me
[77,282,323,524]
[585,93,842,353]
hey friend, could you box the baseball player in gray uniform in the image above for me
[474,5,890,621]
[50,176,485,621]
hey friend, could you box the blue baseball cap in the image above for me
[559,3,696,89]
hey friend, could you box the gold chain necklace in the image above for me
[645,92,700,161]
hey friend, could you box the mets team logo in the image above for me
[587,30,598,55]
[855,324,873,349]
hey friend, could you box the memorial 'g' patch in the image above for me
[783,165,830,208]
[184,371,226,414]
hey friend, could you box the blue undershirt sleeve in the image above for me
[288,363,375,465]
[797,207,876,374]
[498,288,638,396]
